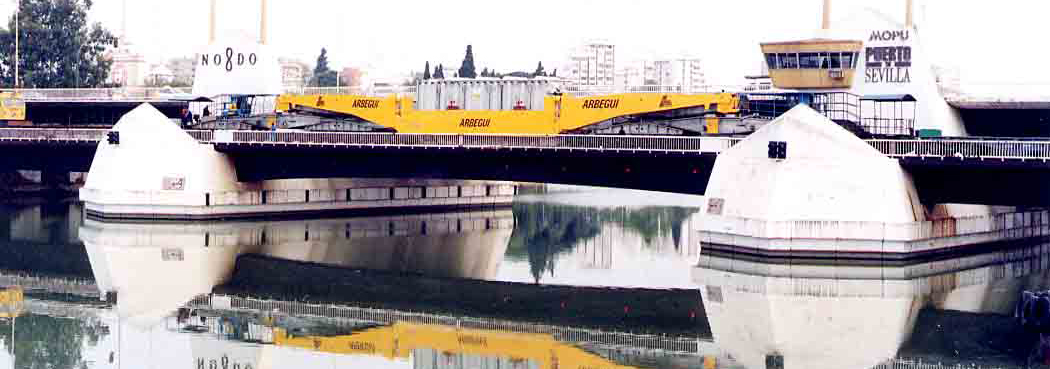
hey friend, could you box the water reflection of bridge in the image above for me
[695,240,1050,369]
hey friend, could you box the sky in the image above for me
[0,0,1048,85]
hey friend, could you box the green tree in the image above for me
[434,64,444,79]
[533,61,546,77]
[309,48,338,87]
[458,45,476,78]
[0,0,118,88]
[423,61,431,80]
[480,67,489,77]
[0,313,109,369]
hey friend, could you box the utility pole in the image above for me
[14,0,20,87]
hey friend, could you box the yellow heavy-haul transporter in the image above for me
[273,321,719,369]
[276,90,742,135]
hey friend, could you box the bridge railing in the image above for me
[283,86,418,96]
[562,84,743,96]
[0,128,108,141]
[2,87,194,101]
[869,138,1050,160]
[218,131,740,153]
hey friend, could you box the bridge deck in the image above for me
[1,128,1049,163]
[2,128,1049,205]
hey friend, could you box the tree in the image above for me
[1,313,109,369]
[480,68,489,77]
[551,68,557,77]
[309,48,338,87]
[0,0,118,88]
[533,62,546,78]
[423,61,431,80]
[434,64,444,79]
[458,45,476,78]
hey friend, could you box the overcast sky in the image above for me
[0,0,1047,85]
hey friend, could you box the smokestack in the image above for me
[121,0,127,40]
[905,0,914,27]
[822,0,831,30]
[209,0,216,43]
[260,0,268,45]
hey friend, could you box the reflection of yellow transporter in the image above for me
[273,322,652,369]
[0,92,27,122]
[276,92,740,135]
[0,286,24,319]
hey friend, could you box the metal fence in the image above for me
[219,131,740,153]
[2,87,194,101]
[0,128,108,142]
[873,358,1025,369]
[0,272,99,297]
[283,86,418,96]
[0,128,212,143]
[187,294,702,354]
[869,138,1050,160]
[562,84,743,96]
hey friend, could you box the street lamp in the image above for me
[14,0,20,87]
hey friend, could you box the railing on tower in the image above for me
[742,92,915,138]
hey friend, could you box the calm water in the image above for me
[0,188,1047,369]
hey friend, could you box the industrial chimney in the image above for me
[260,0,268,45]
[822,0,831,30]
[905,0,914,27]
[208,0,216,43]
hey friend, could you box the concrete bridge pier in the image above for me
[79,104,517,220]
[694,104,1015,257]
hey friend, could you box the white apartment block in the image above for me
[563,42,616,86]
[615,58,706,89]
[646,58,705,88]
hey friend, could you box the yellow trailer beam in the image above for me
[276,92,739,135]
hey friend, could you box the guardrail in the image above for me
[873,358,1023,369]
[869,139,1050,160]
[217,131,741,153]
[562,84,743,96]
[283,86,418,96]
[187,294,702,353]
[0,128,108,142]
[0,128,212,143]
[2,87,194,101]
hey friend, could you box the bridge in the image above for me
[2,127,1050,205]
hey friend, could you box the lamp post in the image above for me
[14,0,20,87]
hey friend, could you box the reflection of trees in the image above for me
[507,203,698,283]
[0,204,93,278]
[0,314,108,369]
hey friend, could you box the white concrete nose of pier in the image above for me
[704,104,924,224]
[80,103,240,208]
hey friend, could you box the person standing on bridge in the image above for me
[180,109,193,128]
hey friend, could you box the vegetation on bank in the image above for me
[0,0,118,88]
